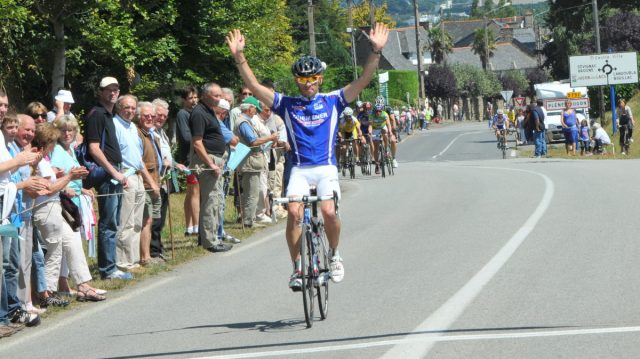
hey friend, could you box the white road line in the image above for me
[381,168,555,358]
[432,131,482,159]
[191,325,640,359]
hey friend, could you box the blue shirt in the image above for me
[238,121,258,144]
[218,119,235,144]
[7,142,23,227]
[50,144,82,207]
[272,89,347,167]
[113,115,144,170]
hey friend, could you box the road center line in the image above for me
[432,131,482,159]
[381,168,555,358]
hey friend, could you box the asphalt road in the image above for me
[2,122,640,359]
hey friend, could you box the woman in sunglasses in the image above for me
[226,22,389,290]
[25,102,49,125]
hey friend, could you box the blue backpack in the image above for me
[75,128,109,189]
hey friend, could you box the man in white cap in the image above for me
[211,98,241,244]
[47,89,75,123]
[85,76,132,280]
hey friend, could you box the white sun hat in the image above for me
[55,89,75,104]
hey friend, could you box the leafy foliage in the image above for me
[499,70,528,97]
[428,26,453,65]
[424,64,456,100]
[471,27,496,71]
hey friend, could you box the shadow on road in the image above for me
[100,324,576,359]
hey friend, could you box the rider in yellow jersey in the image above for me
[338,107,365,166]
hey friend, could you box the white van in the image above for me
[534,81,590,143]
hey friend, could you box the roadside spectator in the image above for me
[452,102,459,122]
[592,122,612,154]
[85,76,131,280]
[31,123,105,304]
[516,108,526,145]
[47,89,76,123]
[175,85,199,237]
[211,97,240,244]
[113,94,146,272]
[14,115,48,316]
[532,100,547,158]
[234,97,278,228]
[616,99,634,155]
[25,102,49,124]
[229,86,254,221]
[561,99,578,156]
[2,112,43,328]
[261,101,288,219]
[135,102,162,266]
[486,101,493,127]
[152,98,184,261]
[579,119,591,156]
[189,83,231,253]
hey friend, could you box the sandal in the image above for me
[76,288,106,302]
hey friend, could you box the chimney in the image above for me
[524,10,534,28]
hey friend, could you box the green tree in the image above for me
[428,26,453,65]
[351,0,396,28]
[471,27,496,71]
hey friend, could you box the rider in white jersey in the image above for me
[227,23,390,290]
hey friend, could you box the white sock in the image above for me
[193,225,199,234]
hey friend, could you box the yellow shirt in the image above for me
[339,117,361,139]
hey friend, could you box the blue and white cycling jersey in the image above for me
[272,89,347,167]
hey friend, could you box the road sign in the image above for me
[500,90,513,103]
[566,91,582,99]
[569,52,638,87]
[514,97,526,107]
[544,98,590,111]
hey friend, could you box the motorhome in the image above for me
[534,81,590,143]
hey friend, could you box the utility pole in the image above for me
[348,0,358,82]
[413,0,425,100]
[592,0,605,125]
[308,0,316,57]
[484,15,489,71]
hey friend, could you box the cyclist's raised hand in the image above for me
[369,22,390,52]
[225,29,245,57]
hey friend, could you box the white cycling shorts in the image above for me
[286,165,341,199]
[371,128,387,142]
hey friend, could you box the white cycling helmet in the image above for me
[343,107,354,116]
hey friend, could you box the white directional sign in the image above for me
[569,52,638,87]
[500,90,513,103]
[544,98,590,111]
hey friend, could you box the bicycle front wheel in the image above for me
[315,222,330,320]
[300,226,314,328]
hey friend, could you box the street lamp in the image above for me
[483,2,511,71]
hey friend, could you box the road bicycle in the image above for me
[360,138,372,176]
[269,188,338,328]
[619,124,632,154]
[341,139,356,179]
[496,129,508,159]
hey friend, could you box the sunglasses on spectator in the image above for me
[33,113,47,118]
[242,91,252,96]
[295,75,321,85]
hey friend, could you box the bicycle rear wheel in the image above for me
[315,222,329,320]
[386,147,394,176]
[300,227,314,328]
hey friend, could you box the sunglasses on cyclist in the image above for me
[33,113,47,118]
[294,75,321,85]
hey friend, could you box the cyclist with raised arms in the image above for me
[370,102,392,174]
[338,107,365,167]
[226,23,389,290]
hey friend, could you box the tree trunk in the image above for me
[51,18,66,99]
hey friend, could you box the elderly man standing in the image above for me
[151,98,186,261]
[259,101,288,219]
[189,83,232,252]
[234,97,279,228]
[135,102,162,265]
[211,98,240,244]
[85,77,131,280]
[113,94,156,272]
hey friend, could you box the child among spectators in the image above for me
[579,119,591,155]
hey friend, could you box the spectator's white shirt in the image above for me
[0,131,13,196]
[594,127,611,144]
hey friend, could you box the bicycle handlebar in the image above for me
[268,190,340,224]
